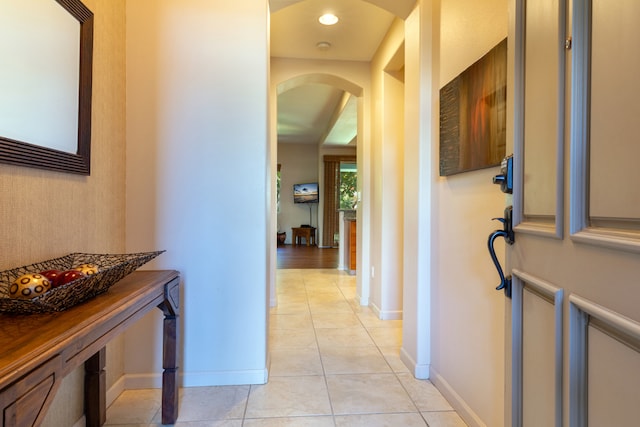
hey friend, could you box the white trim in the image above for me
[107,375,126,408]
[430,367,487,427]
[512,0,565,240]
[554,0,567,240]
[568,299,588,427]
[571,228,640,254]
[123,368,269,390]
[72,416,85,427]
[357,291,369,306]
[570,294,640,344]
[369,301,402,320]
[369,301,382,317]
[511,275,523,427]
[124,373,162,389]
[378,310,402,320]
[569,0,640,253]
[569,294,640,427]
[515,221,561,240]
[399,346,429,380]
[181,369,269,387]
[569,0,590,237]
[508,1,525,424]
[511,0,525,228]
[511,269,564,427]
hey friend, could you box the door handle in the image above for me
[488,206,514,297]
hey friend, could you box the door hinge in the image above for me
[565,37,572,50]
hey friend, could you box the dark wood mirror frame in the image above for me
[0,0,93,175]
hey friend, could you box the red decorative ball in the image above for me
[58,270,86,287]
[40,269,64,288]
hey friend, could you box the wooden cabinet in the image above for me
[349,220,356,273]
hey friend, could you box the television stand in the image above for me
[292,227,316,246]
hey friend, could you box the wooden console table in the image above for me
[0,270,180,427]
[292,227,316,246]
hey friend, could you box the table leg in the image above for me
[162,313,179,424]
[158,279,180,424]
[84,347,106,427]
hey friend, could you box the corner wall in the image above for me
[0,1,127,425]
[369,18,405,320]
[125,0,270,387]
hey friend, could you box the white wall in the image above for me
[277,143,319,242]
[122,1,508,424]
[401,0,437,381]
[125,0,270,387]
[369,18,405,320]
[430,1,508,426]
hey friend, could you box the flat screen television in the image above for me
[293,182,319,203]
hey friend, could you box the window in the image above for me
[339,162,357,209]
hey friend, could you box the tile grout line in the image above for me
[303,270,339,425]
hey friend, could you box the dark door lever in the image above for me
[488,206,514,297]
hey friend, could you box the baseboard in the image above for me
[400,347,431,380]
[72,415,85,427]
[370,301,381,317]
[107,375,126,407]
[181,369,269,386]
[124,373,163,389]
[399,347,430,379]
[430,367,486,427]
[356,292,369,306]
[72,378,125,427]
[369,302,403,320]
[123,368,269,389]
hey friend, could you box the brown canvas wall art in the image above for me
[439,38,507,176]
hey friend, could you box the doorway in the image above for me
[274,73,362,272]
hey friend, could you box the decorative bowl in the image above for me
[0,251,165,314]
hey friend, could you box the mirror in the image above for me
[0,0,93,175]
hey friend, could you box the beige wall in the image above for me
[369,18,405,320]
[430,1,508,426]
[0,1,126,425]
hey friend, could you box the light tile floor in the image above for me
[105,269,467,426]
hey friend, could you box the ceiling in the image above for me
[270,0,413,146]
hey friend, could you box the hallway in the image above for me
[104,269,466,426]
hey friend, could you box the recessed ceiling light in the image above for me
[319,13,339,26]
[316,41,332,50]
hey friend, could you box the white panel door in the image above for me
[508,0,640,425]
